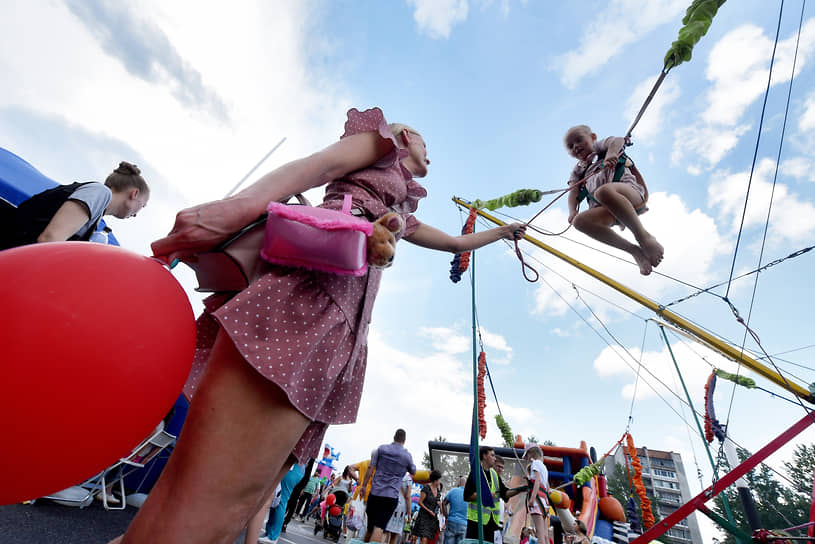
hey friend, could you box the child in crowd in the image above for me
[564,520,589,544]
[523,446,550,544]
[564,125,663,275]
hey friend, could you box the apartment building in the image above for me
[607,446,703,544]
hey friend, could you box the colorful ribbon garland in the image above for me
[626,433,655,530]
[449,207,478,283]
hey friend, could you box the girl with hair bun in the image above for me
[1,160,150,249]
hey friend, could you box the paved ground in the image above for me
[0,499,137,544]
[0,500,360,544]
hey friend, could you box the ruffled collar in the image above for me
[392,176,427,214]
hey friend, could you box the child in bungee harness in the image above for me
[564,124,663,275]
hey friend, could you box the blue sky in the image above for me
[2,1,815,540]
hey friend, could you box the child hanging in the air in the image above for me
[564,125,663,275]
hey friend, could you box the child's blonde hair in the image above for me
[389,123,421,147]
[524,445,543,460]
[563,125,593,148]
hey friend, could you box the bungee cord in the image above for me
[626,321,650,433]
[722,0,815,446]
[723,0,785,300]
[664,245,815,308]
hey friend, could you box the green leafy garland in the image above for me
[664,0,727,69]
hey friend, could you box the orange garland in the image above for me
[477,351,487,439]
[458,207,478,272]
[626,433,655,529]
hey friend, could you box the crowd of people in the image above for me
[239,429,590,544]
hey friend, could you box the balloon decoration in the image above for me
[0,242,196,504]
[317,443,341,478]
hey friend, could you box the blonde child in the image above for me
[523,446,550,544]
[564,125,663,275]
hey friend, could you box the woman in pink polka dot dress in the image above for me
[116,108,525,544]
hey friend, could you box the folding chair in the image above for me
[37,485,94,508]
[84,425,177,510]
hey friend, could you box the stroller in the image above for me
[315,489,349,542]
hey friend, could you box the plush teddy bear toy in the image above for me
[367,212,404,269]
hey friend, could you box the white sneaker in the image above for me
[258,536,277,544]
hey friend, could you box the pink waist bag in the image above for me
[261,194,373,276]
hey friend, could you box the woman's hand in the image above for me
[503,222,526,241]
[151,196,258,263]
[568,209,578,224]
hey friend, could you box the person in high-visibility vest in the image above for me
[464,446,524,543]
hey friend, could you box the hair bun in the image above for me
[114,161,141,176]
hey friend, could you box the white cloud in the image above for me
[705,21,815,126]
[780,156,815,182]
[801,91,815,132]
[550,0,686,88]
[672,122,752,171]
[593,338,750,402]
[64,0,229,121]
[708,158,815,244]
[419,326,471,354]
[322,327,535,466]
[703,24,774,126]
[672,19,815,172]
[0,0,351,256]
[529,193,727,319]
[407,0,469,39]
[625,76,681,141]
[480,329,513,358]
[418,325,513,363]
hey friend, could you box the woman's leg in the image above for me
[592,183,663,267]
[117,330,310,544]
[246,494,275,544]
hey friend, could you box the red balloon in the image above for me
[0,242,195,504]
[329,505,342,516]
[326,493,336,506]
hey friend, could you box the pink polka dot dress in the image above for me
[185,108,427,462]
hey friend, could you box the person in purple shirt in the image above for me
[360,428,416,543]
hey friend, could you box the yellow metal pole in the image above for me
[453,197,815,404]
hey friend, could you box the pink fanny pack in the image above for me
[261,194,373,276]
[187,194,373,293]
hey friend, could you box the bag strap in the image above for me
[290,193,311,206]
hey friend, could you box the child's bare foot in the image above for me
[639,236,664,268]
[631,247,653,275]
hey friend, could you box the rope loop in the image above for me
[514,239,539,282]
